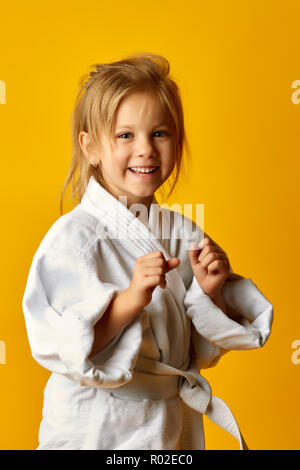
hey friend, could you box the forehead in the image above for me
[114,91,171,127]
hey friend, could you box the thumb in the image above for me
[165,257,180,273]
[189,247,200,267]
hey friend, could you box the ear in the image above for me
[79,131,91,158]
[79,131,98,167]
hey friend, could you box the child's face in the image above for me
[80,90,176,210]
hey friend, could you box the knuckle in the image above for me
[159,260,165,271]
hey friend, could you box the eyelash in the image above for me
[117,130,169,139]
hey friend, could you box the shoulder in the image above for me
[33,205,100,261]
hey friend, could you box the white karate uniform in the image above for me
[22,175,273,450]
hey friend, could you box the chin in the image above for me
[132,191,154,199]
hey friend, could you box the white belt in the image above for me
[104,355,248,450]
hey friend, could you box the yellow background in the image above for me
[0,0,299,450]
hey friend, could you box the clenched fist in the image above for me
[128,251,180,310]
[189,237,230,299]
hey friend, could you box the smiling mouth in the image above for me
[128,166,159,175]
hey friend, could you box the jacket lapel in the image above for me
[80,176,188,306]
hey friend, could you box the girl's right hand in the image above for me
[128,251,180,310]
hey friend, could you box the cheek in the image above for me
[114,149,130,168]
[104,152,129,172]
[163,141,176,158]
[163,146,176,168]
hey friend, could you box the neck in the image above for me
[100,181,154,215]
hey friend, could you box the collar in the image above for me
[80,175,161,250]
[79,175,187,303]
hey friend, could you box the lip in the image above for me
[127,166,159,169]
[128,166,159,177]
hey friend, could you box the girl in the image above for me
[22,53,273,450]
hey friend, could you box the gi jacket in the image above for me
[22,175,273,450]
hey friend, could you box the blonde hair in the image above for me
[60,52,191,215]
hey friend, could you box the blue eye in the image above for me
[117,130,168,139]
[153,130,168,137]
[118,133,132,139]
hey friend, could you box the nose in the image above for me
[136,134,157,157]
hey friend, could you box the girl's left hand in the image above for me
[188,237,231,299]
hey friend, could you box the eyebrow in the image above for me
[116,122,170,130]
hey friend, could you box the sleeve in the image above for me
[184,270,274,361]
[22,244,145,388]
[189,325,230,370]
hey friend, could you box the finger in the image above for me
[149,251,165,259]
[200,236,228,255]
[200,239,224,255]
[207,259,229,274]
[142,257,166,268]
[197,248,222,266]
[137,253,166,269]
[189,248,200,267]
[198,237,214,250]
[143,266,166,277]
[190,239,222,266]
[198,243,227,263]
[198,237,208,250]
[165,257,180,273]
[201,252,228,270]
[138,251,165,262]
[141,259,171,277]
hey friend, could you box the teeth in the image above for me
[130,167,157,173]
